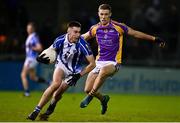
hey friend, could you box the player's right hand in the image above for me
[67,73,81,86]
[154,37,166,48]
[36,53,50,64]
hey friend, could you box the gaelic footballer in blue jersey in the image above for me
[21,22,48,97]
[27,21,95,121]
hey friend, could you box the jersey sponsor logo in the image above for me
[109,29,115,32]
[104,34,108,39]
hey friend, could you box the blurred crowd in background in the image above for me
[0,0,180,67]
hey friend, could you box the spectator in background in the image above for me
[145,0,164,33]
[128,0,151,60]
[145,0,165,60]
[130,0,146,31]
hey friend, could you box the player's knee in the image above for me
[99,69,108,77]
[21,72,26,79]
[51,82,60,90]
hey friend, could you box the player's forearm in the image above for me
[80,62,95,76]
[132,30,155,42]
[128,27,155,42]
[81,32,92,41]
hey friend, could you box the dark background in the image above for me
[0,0,180,68]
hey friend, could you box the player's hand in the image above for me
[36,53,50,64]
[67,73,81,86]
[154,37,166,48]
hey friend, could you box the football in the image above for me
[40,47,57,64]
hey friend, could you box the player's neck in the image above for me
[28,32,35,35]
[100,20,110,27]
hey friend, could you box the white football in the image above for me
[40,47,57,64]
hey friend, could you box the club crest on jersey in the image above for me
[104,29,108,33]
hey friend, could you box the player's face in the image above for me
[98,9,111,25]
[27,25,34,34]
[68,27,81,43]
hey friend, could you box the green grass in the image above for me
[0,91,180,122]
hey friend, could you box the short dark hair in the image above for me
[67,21,81,28]
[98,4,112,12]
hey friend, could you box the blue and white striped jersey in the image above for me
[53,34,93,73]
[25,32,40,58]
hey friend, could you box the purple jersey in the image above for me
[89,20,128,63]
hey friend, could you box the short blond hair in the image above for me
[98,4,112,12]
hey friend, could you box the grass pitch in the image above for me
[0,91,179,122]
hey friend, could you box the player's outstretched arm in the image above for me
[82,31,92,41]
[127,26,165,48]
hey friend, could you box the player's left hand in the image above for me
[154,37,166,48]
[36,53,50,64]
[67,73,81,86]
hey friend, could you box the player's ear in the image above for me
[67,27,71,33]
[109,12,112,17]
[98,11,100,17]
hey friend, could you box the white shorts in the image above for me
[55,60,77,86]
[92,61,117,74]
[24,57,38,69]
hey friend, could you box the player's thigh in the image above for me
[100,64,116,77]
[84,72,98,92]
[52,67,65,85]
